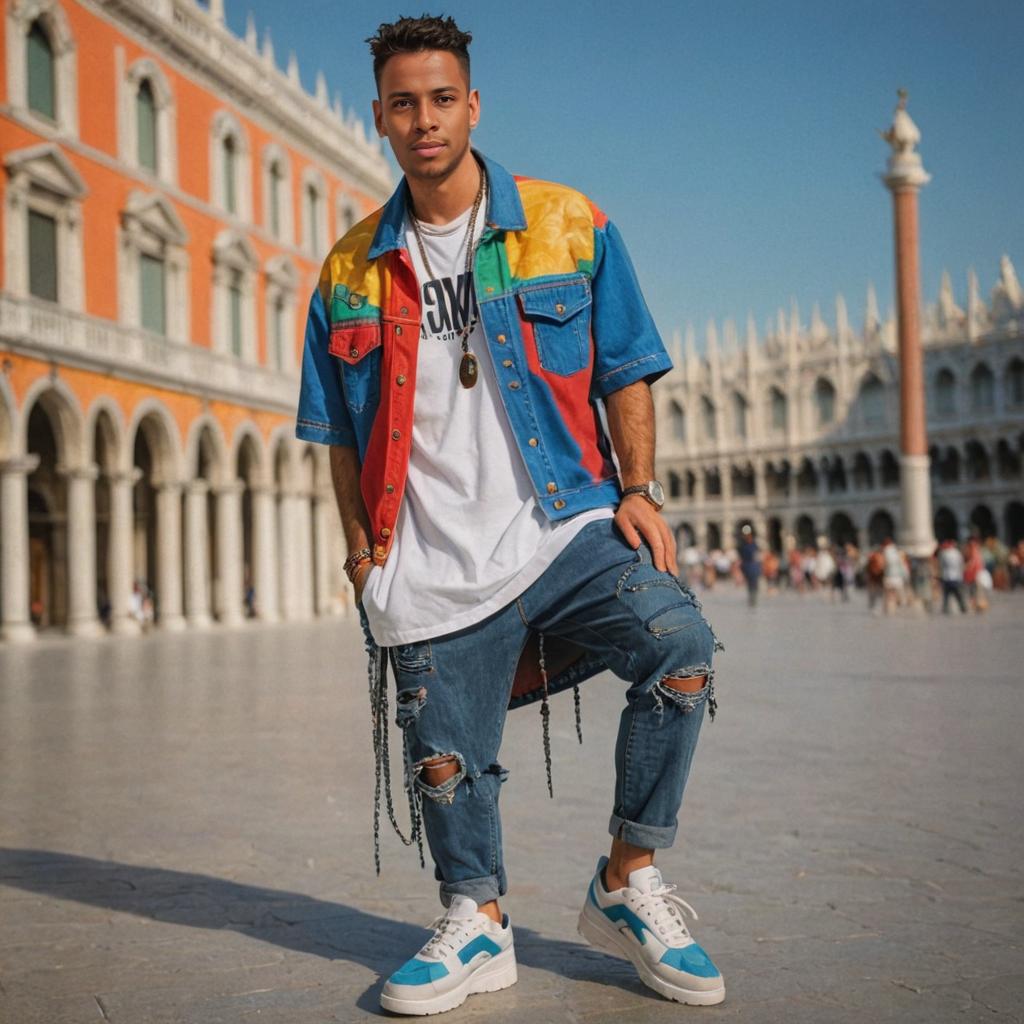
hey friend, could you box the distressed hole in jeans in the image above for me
[652,665,711,716]
[413,751,467,805]
[395,686,427,727]
[644,602,703,638]
[393,640,433,675]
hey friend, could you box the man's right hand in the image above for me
[353,560,374,606]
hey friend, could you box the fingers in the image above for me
[614,509,642,550]
[616,501,678,575]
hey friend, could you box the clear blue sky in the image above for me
[227,0,1023,346]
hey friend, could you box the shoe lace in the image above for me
[420,913,477,960]
[633,882,699,946]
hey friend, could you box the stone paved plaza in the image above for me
[1,585,1022,1024]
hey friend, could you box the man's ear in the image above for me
[468,88,481,131]
[372,98,385,138]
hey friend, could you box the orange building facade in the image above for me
[0,0,393,640]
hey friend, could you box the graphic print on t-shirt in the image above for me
[421,270,478,343]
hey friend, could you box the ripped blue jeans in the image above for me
[386,517,720,908]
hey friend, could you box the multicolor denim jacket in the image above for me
[295,152,674,866]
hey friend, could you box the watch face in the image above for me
[649,480,665,506]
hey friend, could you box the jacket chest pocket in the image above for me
[518,277,592,377]
[329,321,382,414]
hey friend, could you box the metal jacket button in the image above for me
[391,429,401,440]
[349,347,359,358]
[497,334,506,343]
[385,483,395,494]
[395,325,403,336]
[396,374,406,385]
[555,303,565,314]
[502,359,513,368]
[508,381,520,390]
[553,499,566,510]
[528,437,538,447]
[380,527,391,538]
[400,306,409,315]
[546,482,557,493]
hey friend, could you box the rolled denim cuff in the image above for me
[439,868,507,908]
[608,813,677,849]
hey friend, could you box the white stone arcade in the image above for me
[0,381,349,642]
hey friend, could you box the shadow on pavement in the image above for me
[0,847,657,1015]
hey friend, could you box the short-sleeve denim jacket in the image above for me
[295,151,672,712]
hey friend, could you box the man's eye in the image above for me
[393,99,412,109]
[436,95,455,105]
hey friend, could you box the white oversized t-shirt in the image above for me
[360,197,613,646]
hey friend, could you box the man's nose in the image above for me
[414,100,438,132]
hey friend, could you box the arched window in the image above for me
[934,367,956,418]
[27,20,55,120]
[261,145,292,243]
[301,168,328,256]
[305,182,321,254]
[668,470,682,499]
[859,373,885,426]
[701,396,716,441]
[770,386,787,432]
[1006,358,1024,408]
[815,378,836,427]
[269,160,283,236]
[668,400,685,442]
[223,135,237,215]
[732,392,748,440]
[136,79,157,172]
[970,363,995,414]
[879,449,900,487]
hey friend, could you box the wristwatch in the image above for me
[620,480,666,510]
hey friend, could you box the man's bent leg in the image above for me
[390,604,527,910]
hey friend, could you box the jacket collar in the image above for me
[368,150,526,259]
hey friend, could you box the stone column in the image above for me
[183,479,212,629]
[63,462,104,637]
[1,455,41,642]
[215,479,245,627]
[251,484,279,623]
[108,468,142,635]
[720,461,734,546]
[882,90,935,557]
[155,480,186,631]
[312,491,333,616]
[276,488,298,621]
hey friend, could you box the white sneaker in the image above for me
[380,894,517,1016]
[578,856,725,1006]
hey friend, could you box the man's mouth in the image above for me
[412,141,446,156]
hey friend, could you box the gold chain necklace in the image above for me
[408,164,486,389]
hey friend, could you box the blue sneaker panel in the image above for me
[390,958,450,985]
[457,934,503,965]
[658,942,721,979]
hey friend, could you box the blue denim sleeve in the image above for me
[590,219,673,399]
[294,286,358,447]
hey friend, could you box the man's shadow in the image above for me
[0,847,652,1014]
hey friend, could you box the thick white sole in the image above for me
[578,902,725,1007]
[379,945,518,1016]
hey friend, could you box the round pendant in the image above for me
[459,351,479,388]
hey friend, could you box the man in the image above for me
[737,524,761,607]
[295,15,724,1014]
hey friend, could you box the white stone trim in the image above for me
[211,229,259,362]
[5,0,78,137]
[209,109,252,222]
[299,165,328,259]
[260,143,294,246]
[117,190,190,342]
[117,49,178,186]
[3,143,86,311]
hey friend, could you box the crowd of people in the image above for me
[683,529,1024,615]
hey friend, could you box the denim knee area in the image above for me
[615,542,721,718]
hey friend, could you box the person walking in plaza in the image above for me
[937,538,967,614]
[881,537,907,614]
[738,525,761,607]
[294,15,725,1015]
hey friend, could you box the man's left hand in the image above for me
[614,494,679,575]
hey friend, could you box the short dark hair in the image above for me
[367,14,472,91]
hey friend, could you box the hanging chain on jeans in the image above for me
[408,162,486,389]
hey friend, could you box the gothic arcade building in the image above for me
[0,0,392,640]
[655,259,1024,553]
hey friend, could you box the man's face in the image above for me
[372,50,479,184]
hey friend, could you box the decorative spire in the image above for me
[244,11,257,48]
[261,27,275,66]
[789,298,801,341]
[937,269,963,329]
[865,283,881,337]
[745,314,758,370]
[705,319,720,362]
[967,268,982,343]
[723,318,739,359]
[881,89,930,190]
[287,51,300,86]
[315,71,329,107]
[835,294,850,342]
[209,0,225,25]
[332,92,343,119]
[810,302,827,342]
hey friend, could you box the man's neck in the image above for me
[406,149,482,226]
